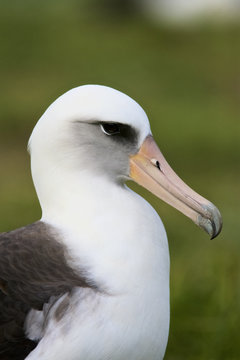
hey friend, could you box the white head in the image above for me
[29,85,150,183]
[29,84,222,238]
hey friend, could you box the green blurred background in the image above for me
[0,1,239,359]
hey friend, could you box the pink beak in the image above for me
[130,135,222,239]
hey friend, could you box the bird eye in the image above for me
[100,123,121,136]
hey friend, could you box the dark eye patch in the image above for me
[72,119,139,150]
[99,122,138,147]
[100,123,121,135]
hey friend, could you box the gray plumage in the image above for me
[0,221,94,360]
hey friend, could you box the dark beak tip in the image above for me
[210,218,223,240]
[197,204,223,240]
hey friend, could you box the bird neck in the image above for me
[31,160,129,227]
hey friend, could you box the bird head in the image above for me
[29,84,222,238]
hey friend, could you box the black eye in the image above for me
[100,123,121,136]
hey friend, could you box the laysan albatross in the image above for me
[0,85,222,360]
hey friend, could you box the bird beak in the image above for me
[130,135,222,239]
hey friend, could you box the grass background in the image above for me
[0,1,239,359]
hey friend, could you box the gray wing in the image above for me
[0,221,92,360]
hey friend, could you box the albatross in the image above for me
[0,85,222,360]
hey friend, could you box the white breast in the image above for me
[27,185,170,360]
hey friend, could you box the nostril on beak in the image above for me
[151,158,161,171]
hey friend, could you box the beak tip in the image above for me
[197,203,223,240]
[210,214,223,240]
